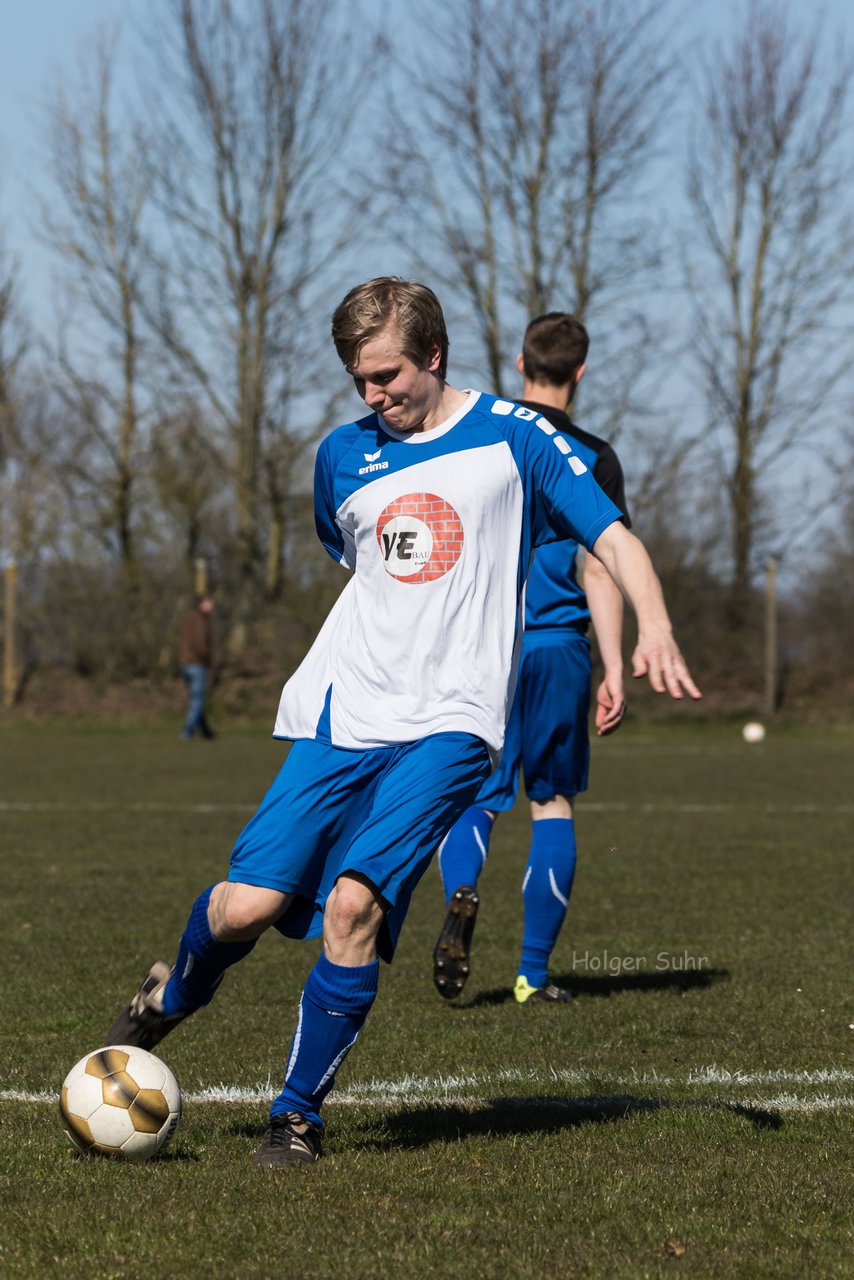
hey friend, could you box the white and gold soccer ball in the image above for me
[742,721,766,744]
[59,1045,181,1161]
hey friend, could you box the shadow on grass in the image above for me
[155,1145,200,1163]
[349,1093,781,1151]
[465,966,730,1008]
[223,1089,780,1156]
[66,1144,200,1164]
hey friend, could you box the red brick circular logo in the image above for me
[375,493,464,584]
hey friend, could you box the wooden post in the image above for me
[764,557,777,719]
[3,561,16,710]
[194,557,208,596]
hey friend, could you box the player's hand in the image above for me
[631,633,702,701]
[595,672,627,736]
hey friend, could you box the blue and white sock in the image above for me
[438,805,493,904]
[271,952,380,1128]
[518,818,577,989]
[162,885,256,1017]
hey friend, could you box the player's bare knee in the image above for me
[324,877,383,948]
[209,881,286,940]
[531,795,573,821]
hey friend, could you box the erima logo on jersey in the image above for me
[490,399,588,474]
[359,449,389,476]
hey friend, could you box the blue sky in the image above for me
[3,0,853,325]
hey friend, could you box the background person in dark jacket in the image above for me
[179,593,216,741]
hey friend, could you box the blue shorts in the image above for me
[228,732,491,961]
[478,630,591,811]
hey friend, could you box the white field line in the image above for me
[7,1066,854,1112]
[580,802,854,814]
[3,800,854,815]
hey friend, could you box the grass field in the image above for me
[1,719,853,1279]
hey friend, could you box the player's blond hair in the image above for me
[331,277,449,378]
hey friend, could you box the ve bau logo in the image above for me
[375,492,464,583]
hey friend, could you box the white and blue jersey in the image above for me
[273,390,622,757]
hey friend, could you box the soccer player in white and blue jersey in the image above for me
[433,313,632,1004]
[105,279,700,1166]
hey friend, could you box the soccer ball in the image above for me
[59,1045,181,1161]
[742,721,766,744]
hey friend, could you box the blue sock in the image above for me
[438,806,493,904]
[271,952,380,1128]
[519,818,577,988]
[162,885,257,1017]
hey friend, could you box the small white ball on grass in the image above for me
[742,721,766,744]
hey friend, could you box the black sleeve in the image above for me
[593,443,631,528]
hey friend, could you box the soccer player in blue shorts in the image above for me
[433,313,632,1005]
[105,279,700,1166]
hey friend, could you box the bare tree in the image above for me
[389,0,676,429]
[149,400,223,566]
[142,0,374,614]
[41,34,154,569]
[0,251,75,689]
[685,2,854,625]
[0,238,34,587]
[0,247,64,571]
[0,238,28,486]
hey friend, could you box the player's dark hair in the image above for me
[332,277,449,378]
[522,312,589,387]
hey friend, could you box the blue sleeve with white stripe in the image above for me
[503,409,622,552]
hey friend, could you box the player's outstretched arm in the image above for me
[583,551,627,735]
[590,523,702,702]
